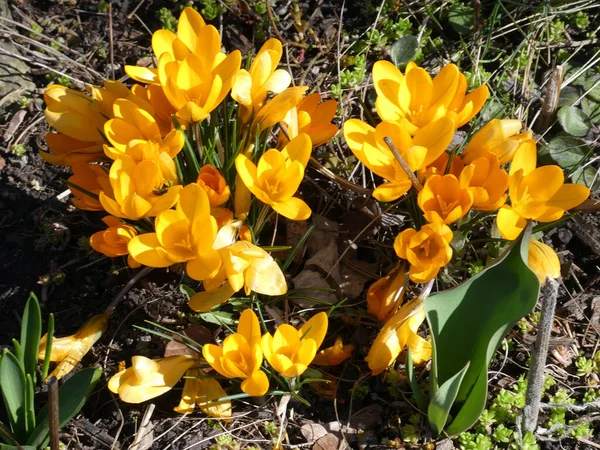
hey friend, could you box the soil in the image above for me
[1,0,600,449]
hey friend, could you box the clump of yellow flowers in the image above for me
[345,59,589,375]
[40,5,590,419]
[41,7,345,416]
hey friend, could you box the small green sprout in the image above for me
[492,424,512,443]
[157,7,177,32]
[401,424,419,444]
[583,389,598,403]
[12,144,27,156]
[575,356,597,376]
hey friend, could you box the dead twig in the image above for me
[522,278,560,433]
[48,377,60,450]
[108,2,115,80]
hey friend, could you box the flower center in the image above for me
[436,194,459,218]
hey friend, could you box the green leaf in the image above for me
[0,445,36,450]
[583,74,600,102]
[581,97,600,124]
[548,136,591,171]
[179,284,196,299]
[41,313,55,381]
[20,293,41,384]
[0,351,26,443]
[24,375,35,437]
[199,311,236,326]
[557,106,592,137]
[406,347,428,412]
[390,35,419,67]
[428,362,470,435]
[425,226,539,436]
[27,367,102,449]
[572,166,598,190]
[448,4,474,35]
[0,420,16,445]
[10,341,22,365]
[558,86,580,107]
[547,137,597,189]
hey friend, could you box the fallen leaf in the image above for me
[300,421,328,442]
[164,325,213,357]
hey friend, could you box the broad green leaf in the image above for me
[547,136,598,189]
[425,226,539,435]
[428,362,469,435]
[406,347,429,412]
[20,292,42,383]
[390,35,419,68]
[557,86,580,107]
[448,4,474,35]
[581,97,600,124]
[27,367,102,449]
[583,74,600,102]
[548,136,591,171]
[0,351,26,443]
[557,106,591,137]
[572,166,598,190]
[445,359,489,435]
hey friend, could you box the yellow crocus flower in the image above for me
[461,119,535,165]
[235,134,312,220]
[459,152,509,211]
[394,223,453,283]
[38,312,109,381]
[367,263,407,323]
[373,61,488,135]
[44,84,110,144]
[126,7,226,85]
[129,7,241,123]
[418,174,474,224]
[312,337,354,366]
[89,216,140,268]
[344,117,455,201]
[188,223,287,312]
[129,84,178,136]
[103,99,184,162]
[261,312,328,378]
[174,371,232,418]
[528,239,561,284]
[99,155,181,220]
[202,309,269,396]
[231,38,292,125]
[127,183,221,280]
[42,81,153,166]
[418,151,464,183]
[365,299,431,375]
[197,164,231,207]
[108,355,196,404]
[158,46,241,123]
[250,86,308,134]
[42,85,108,166]
[496,143,590,240]
[126,8,240,123]
[279,93,339,148]
[68,163,108,211]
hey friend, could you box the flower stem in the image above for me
[254,204,271,237]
